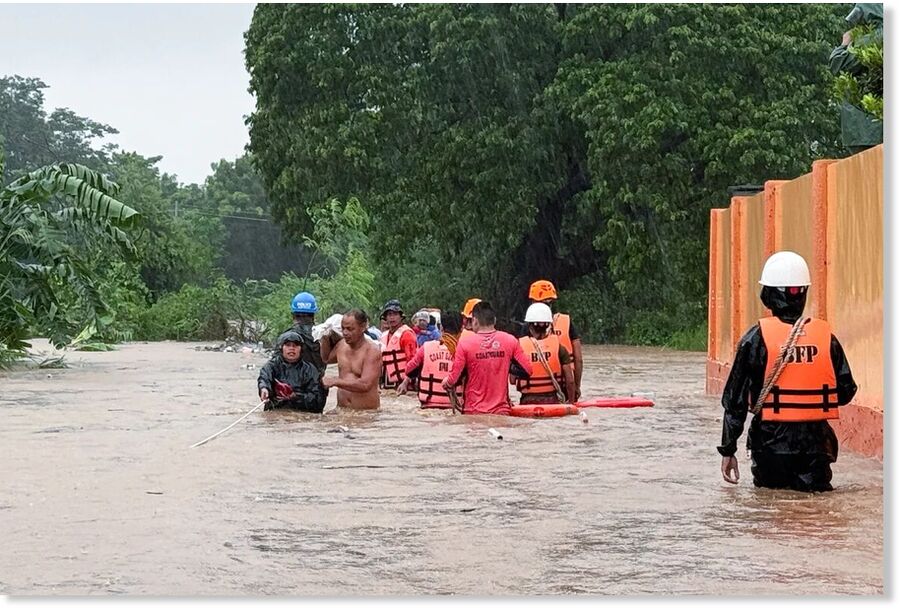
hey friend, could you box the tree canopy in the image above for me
[245,3,847,341]
[0,76,118,183]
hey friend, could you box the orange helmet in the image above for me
[528,280,557,301]
[461,298,482,317]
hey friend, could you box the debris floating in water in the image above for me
[581,410,589,424]
[488,428,503,440]
[196,341,270,354]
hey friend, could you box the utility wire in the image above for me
[165,207,274,223]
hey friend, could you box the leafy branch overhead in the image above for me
[0,158,140,356]
[832,21,883,120]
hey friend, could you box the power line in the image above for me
[165,205,274,223]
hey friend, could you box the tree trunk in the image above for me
[495,154,593,322]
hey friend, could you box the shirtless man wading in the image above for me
[321,309,382,409]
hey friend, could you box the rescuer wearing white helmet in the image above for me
[718,251,858,492]
[514,302,577,405]
[527,279,584,400]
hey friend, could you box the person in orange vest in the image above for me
[718,251,858,492]
[516,303,576,405]
[528,280,583,400]
[397,310,464,408]
[460,297,481,338]
[378,299,417,389]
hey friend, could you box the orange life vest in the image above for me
[380,324,411,389]
[417,340,459,408]
[516,334,564,396]
[759,316,840,422]
[552,312,573,354]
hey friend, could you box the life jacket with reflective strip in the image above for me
[759,316,840,422]
[552,313,573,354]
[417,340,459,407]
[380,324,412,389]
[516,334,564,395]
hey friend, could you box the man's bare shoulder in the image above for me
[342,338,381,356]
[364,340,382,358]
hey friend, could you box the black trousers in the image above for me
[750,451,835,492]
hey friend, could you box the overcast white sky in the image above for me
[0,2,256,185]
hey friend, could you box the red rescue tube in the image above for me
[509,397,654,418]
[576,397,654,409]
[509,405,580,418]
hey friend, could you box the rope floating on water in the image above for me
[190,400,266,448]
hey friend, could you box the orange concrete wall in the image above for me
[738,192,769,333]
[706,208,732,394]
[826,146,883,457]
[706,145,883,459]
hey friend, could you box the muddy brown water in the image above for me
[0,341,883,595]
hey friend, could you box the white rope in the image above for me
[190,401,266,448]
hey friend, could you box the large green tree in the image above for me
[107,152,224,296]
[0,76,118,183]
[244,4,845,341]
[197,154,319,282]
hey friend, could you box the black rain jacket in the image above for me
[718,288,858,458]
[258,355,327,413]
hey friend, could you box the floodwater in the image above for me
[0,341,883,595]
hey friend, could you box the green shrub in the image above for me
[665,322,708,352]
[251,273,308,342]
[556,275,628,345]
[138,278,235,341]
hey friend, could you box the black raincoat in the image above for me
[718,287,858,491]
[281,323,327,377]
[258,331,328,412]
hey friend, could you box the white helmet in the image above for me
[758,251,811,287]
[524,302,554,323]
